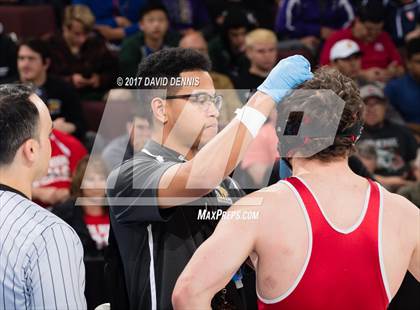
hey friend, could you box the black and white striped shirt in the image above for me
[0,184,87,310]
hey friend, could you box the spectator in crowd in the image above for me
[46,4,118,100]
[357,84,418,191]
[384,0,420,46]
[329,39,364,82]
[355,141,378,174]
[397,149,420,206]
[54,156,110,257]
[328,40,405,123]
[244,0,278,30]
[32,129,88,208]
[52,154,109,309]
[233,28,278,101]
[119,3,180,78]
[17,39,85,139]
[208,8,256,77]
[179,31,242,127]
[102,109,152,171]
[0,32,17,83]
[405,22,420,41]
[275,0,354,51]
[320,0,404,83]
[160,0,211,33]
[72,0,146,41]
[385,38,420,124]
[204,0,277,31]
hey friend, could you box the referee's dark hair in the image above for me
[0,84,39,166]
[137,47,211,91]
[136,47,211,107]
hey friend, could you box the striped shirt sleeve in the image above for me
[27,223,87,310]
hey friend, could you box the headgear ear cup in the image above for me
[277,111,305,175]
[338,121,364,143]
[278,113,364,173]
[278,111,314,159]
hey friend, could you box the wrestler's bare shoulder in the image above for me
[231,182,300,221]
[382,187,419,221]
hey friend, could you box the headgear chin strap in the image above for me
[336,121,364,143]
[279,120,364,172]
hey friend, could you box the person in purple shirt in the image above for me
[385,38,420,124]
[161,0,210,33]
[275,0,354,49]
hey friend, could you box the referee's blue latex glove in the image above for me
[257,55,313,104]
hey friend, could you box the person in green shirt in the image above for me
[119,3,180,78]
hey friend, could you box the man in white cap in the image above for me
[329,39,363,81]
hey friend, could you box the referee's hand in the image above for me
[257,55,313,104]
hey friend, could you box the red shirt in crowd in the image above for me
[83,213,110,250]
[320,26,403,69]
[33,129,87,205]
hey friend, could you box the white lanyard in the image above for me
[141,148,186,163]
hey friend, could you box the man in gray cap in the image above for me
[357,84,418,191]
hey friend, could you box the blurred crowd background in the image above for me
[0,0,419,309]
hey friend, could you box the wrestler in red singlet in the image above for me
[257,176,390,310]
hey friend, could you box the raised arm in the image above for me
[158,55,313,207]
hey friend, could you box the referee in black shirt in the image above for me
[106,48,312,309]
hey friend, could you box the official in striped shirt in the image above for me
[0,84,86,309]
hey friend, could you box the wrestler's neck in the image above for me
[291,156,353,178]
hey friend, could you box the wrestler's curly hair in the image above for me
[276,67,364,162]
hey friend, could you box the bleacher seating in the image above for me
[0,4,55,38]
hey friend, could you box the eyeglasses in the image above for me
[165,92,223,111]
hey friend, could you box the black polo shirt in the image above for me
[107,140,256,310]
